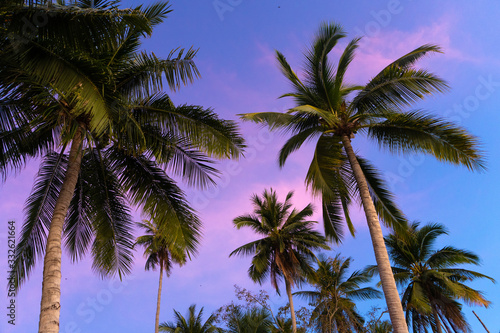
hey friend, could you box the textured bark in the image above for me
[38,127,84,333]
[285,279,297,333]
[341,135,408,333]
[155,261,164,333]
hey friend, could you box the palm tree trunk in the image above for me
[285,279,297,333]
[155,261,164,333]
[38,127,84,333]
[340,135,408,333]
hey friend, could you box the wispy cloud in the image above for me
[345,12,489,84]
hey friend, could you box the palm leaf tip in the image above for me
[391,44,444,70]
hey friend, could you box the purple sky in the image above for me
[2,1,500,332]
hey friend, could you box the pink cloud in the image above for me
[344,13,482,84]
[254,41,277,68]
[250,14,478,101]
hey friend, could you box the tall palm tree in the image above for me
[1,1,244,332]
[230,188,330,333]
[1,2,161,332]
[136,219,200,333]
[240,23,484,332]
[369,222,494,333]
[159,305,222,333]
[295,254,382,333]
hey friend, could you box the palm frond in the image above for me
[275,51,313,103]
[83,149,134,278]
[332,37,361,106]
[368,111,485,171]
[383,221,494,330]
[130,95,244,159]
[304,22,346,110]
[137,125,219,188]
[9,151,67,290]
[352,66,448,113]
[239,111,295,131]
[229,239,264,258]
[116,48,200,98]
[305,134,346,199]
[0,116,58,179]
[111,149,201,256]
[321,198,345,243]
[426,246,480,268]
[231,189,328,294]
[278,126,322,167]
[64,151,93,262]
[356,155,407,230]
[379,44,443,70]
[346,286,382,300]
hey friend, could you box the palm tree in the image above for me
[1,2,162,332]
[272,317,294,333]
[295,254,381,333]
[369,221,494,332]
[2,1,244,332]
[367,321,392,333]
[230,188,330,333]
[159,305,222,333]
[240,22,484,332]
[136,219,200,333]
[226,307,274,333]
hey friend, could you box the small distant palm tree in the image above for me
[367,320,392,333]
[272,317,294,333]
[295,254,382,333]
[136,219,200,333]
[226,307,274,333]
[159,305,221,333]
[369,221,494,332]
[230,188,330,333]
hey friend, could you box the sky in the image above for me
[1,0,500,332]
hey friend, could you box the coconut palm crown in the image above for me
[225,307,274,333]
[136,219,200,333]
[159,304,222,333]
[241,23,483,241]
[369,221,494,333]
[4,0,243,288]
[295,254,382,333]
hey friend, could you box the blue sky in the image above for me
[1,0,499,332]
